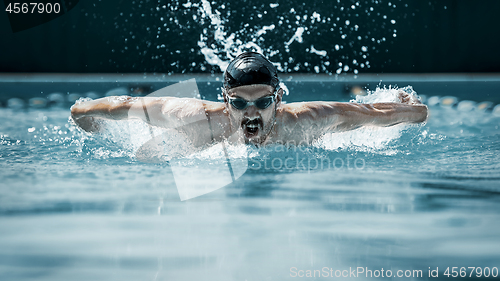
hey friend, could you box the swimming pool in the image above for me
[1,74,499,280]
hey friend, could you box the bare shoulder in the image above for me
[200,100,228,122]
[202,100,226,113]
[201,100,231,140]
[154,98,221,120]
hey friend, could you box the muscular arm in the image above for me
[70,96,210,133]
[282,96,428,135]
[324,102,428,131]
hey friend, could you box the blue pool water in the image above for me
[1,76,500,280]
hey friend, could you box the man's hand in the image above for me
[71,116,102,133]
[70,100,106,133]
[397,91,422,105]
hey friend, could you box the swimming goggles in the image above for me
[227,95,276,110]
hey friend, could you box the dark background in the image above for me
[1,0,499,74]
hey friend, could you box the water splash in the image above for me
[190,0,400,74]
[317,86,423,152]
[352,85,420,103]
[93,0,403,74]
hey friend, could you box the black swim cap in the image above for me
[223,52,279,91]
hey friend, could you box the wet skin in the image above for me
[71,84,428,147]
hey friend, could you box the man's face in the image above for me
[225,84,282,145]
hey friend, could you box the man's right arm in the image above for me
[70,96,229,148]
[70,96,202,133]
[71,96,138,119]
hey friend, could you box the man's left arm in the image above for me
[291,92,428,133]
[325,101,428,132]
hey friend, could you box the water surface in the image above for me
[1,93,499,280]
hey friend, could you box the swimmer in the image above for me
[71,52,428,147]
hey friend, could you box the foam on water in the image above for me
[71,86,426,163]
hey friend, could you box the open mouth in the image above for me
[241,118,263,138]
